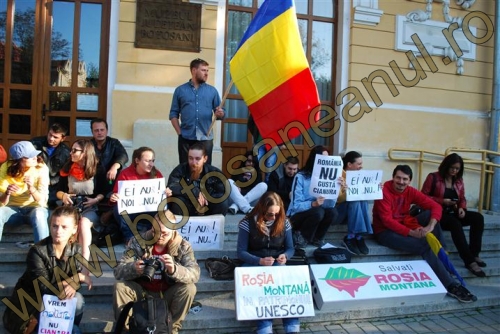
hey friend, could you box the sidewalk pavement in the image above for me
[294,306,500,334]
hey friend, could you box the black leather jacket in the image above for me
[31,136,70,187]
[92,136,129,195]
[168,163,229,200]
[2,237,82,333]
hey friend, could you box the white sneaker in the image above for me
[228,204,238,215]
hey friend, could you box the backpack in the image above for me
[114,295,172,334]
[313,247,351,264]
[287,248,309,266]
[205,257,242,280]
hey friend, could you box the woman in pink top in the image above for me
[110,147,171,243]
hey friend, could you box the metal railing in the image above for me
[388,148,500,213]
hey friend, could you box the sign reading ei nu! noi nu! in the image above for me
[234,265,315,321]
[345,170,383,201]
[117,178,166,215]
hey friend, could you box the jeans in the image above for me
[241,263,300,334]
[290,206,338,242]
[113,205,155,243]
[440,210,484,266]
[257,145,279,182]
[336,200,373,235]
[375,213,455,289]
[229,179,267,213]
[0,206,49,242]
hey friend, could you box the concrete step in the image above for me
[1,281,498,333]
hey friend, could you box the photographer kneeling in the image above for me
[113,210,200,334]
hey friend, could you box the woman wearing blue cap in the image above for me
[0,141,50,244]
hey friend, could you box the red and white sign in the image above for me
[309,260,447,311]
[234,265,315,320]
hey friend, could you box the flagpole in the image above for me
[208,80,234,136]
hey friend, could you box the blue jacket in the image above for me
[287,172,336,217]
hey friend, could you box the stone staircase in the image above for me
[0,212,499,333]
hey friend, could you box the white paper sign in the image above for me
[346,170,383,201]
[38,295,77,334]
[117,178,166,214]
[309,155,343,200]
[234,265,315,321]
[175,214,224,251]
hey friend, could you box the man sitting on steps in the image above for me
[373,164,477,303]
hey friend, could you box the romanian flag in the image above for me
[426,233,466,286]
[229,0,320,145]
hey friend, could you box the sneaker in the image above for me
[447,283,477,303]
[341,236,361,255]
[245,207,253,214]
[15,241,34,249]
[310,238,325,247]
[356,237,369,255]
[474,257,487,267]
[467,262,486,277]
[228,204,237,215]
[293,231,308,249]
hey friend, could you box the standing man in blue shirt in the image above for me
[169,58,225,165]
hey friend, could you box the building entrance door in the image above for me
[0,0,110,150]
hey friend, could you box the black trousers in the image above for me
[439,210,484,266]
[290,206,338,242]
[169,195,228,217]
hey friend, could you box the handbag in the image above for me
[204,256,242,280]
[313,247,351,264]
[287,248,309,266]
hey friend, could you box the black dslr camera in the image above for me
[141,258,162,282]
[70,195,86,213]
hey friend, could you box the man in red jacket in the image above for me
[373,164,477,303]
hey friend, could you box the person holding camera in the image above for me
[421,153,486,277]
[113,210,200,334]
[56,139,106,262]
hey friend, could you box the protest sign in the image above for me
[117,178,166,214]
[309,155,343,200]
[234,265,315,321]
[175,214,224,251]
[38,295,77,334]
[346,170,383,201]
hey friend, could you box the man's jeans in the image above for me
[0,206,49,242]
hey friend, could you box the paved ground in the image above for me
[292,306,500,334]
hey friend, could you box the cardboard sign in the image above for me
[345,170,383,201]
[175,214,224,251]
[309,260,447,311]
[234,265,315,321]
[117,178,166,214]
[309,155,343,200]
[38,295,77,334]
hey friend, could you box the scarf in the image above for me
[60,163,86,181]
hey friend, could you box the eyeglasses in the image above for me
[265,212,277,219]
[70,148,83,154]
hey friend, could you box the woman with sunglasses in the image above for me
[0,141,50,244]
[236,191,299,334]
[421,153,486,277]
[56,139,105,261]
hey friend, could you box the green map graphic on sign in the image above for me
[320,267,371,297]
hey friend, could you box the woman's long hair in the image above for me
[301,145,329,176]
[62,139,98,179]
[50,206,80,244]
[132,146,158,178]
[438,153,464,180]
[248,191,286,237]
[7,156,44,178]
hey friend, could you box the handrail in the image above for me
[388,148,500,213]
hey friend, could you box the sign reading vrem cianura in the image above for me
[309,260,447,311]
[234,265,315,320]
